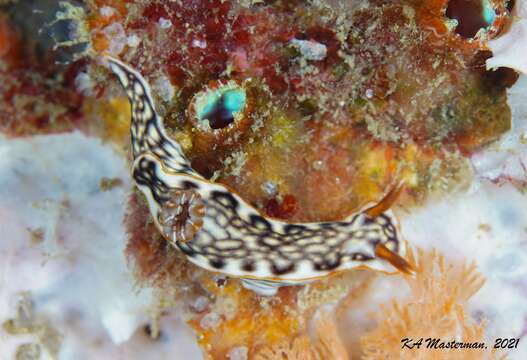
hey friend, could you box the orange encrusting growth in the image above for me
[188,279,302,359]
[87,0,128,53]
[90,97,131,143]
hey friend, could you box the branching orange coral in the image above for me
[360,247,505,360]
[255,336,315,360]
[254,311,349,360]
[312,313,349,360]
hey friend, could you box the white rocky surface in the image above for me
[487,0,527,74]
[290,39,327,61]
[0,132,201,359]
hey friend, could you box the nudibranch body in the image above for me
[106,57,411,296]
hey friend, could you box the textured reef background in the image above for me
[1,0,527,359]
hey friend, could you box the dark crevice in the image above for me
[201,94,237,129]
[446,0,494,38]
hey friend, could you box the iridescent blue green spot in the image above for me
[482,0,496,26]
[195,85,246,130]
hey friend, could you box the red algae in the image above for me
[0,13,14,58]
[0,58,89,136]
[264,194,298,220]
[124,192,173,283]
[0,4,91,137]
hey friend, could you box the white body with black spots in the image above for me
[106,57,411,296]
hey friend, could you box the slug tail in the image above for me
[105,56,197,176]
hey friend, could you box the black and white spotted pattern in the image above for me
[133,154,402,281]
[106,56,407,295]
[107,58,197,176]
